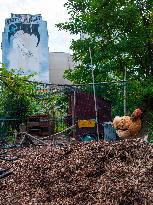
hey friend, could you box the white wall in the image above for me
[9,31,40,73]
[49,52,74,84]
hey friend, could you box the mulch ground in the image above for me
[0,138,153,205]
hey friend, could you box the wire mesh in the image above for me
[0,79,129,143]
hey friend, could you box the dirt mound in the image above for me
[0,139,153,205]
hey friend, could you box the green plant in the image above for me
[57,0,153,115]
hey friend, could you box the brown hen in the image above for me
[112,108,142,138]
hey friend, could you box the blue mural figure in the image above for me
[2,13,49,82]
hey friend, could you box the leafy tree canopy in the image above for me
[0,64,41,121]
[0,64,68,125]
[57,0,153,83]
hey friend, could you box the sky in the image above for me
[0,0,78,62]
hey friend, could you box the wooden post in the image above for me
[124,67,127,115]
[72,90,76,140]
[89,47,100,141]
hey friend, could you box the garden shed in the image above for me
[66,91,112,140]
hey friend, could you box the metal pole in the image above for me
[72,89,76,140]
[89,47,100,141]
[124,67,127,115]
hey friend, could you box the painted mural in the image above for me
[2,14,49,82]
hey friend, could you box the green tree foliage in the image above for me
[0,64,40,123]
[57,0,153,113]
[57,0,153,82]
[0,64,68,133]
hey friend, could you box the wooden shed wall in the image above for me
[67,92,112,139]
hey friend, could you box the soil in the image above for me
[0,138,153,205]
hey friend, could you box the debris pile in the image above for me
[0,138,153,205]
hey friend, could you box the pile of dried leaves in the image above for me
[0,138,153,205]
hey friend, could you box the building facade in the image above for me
[49,52,75,85]
[2,13,49,82]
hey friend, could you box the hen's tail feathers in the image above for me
[112,116,121,129]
